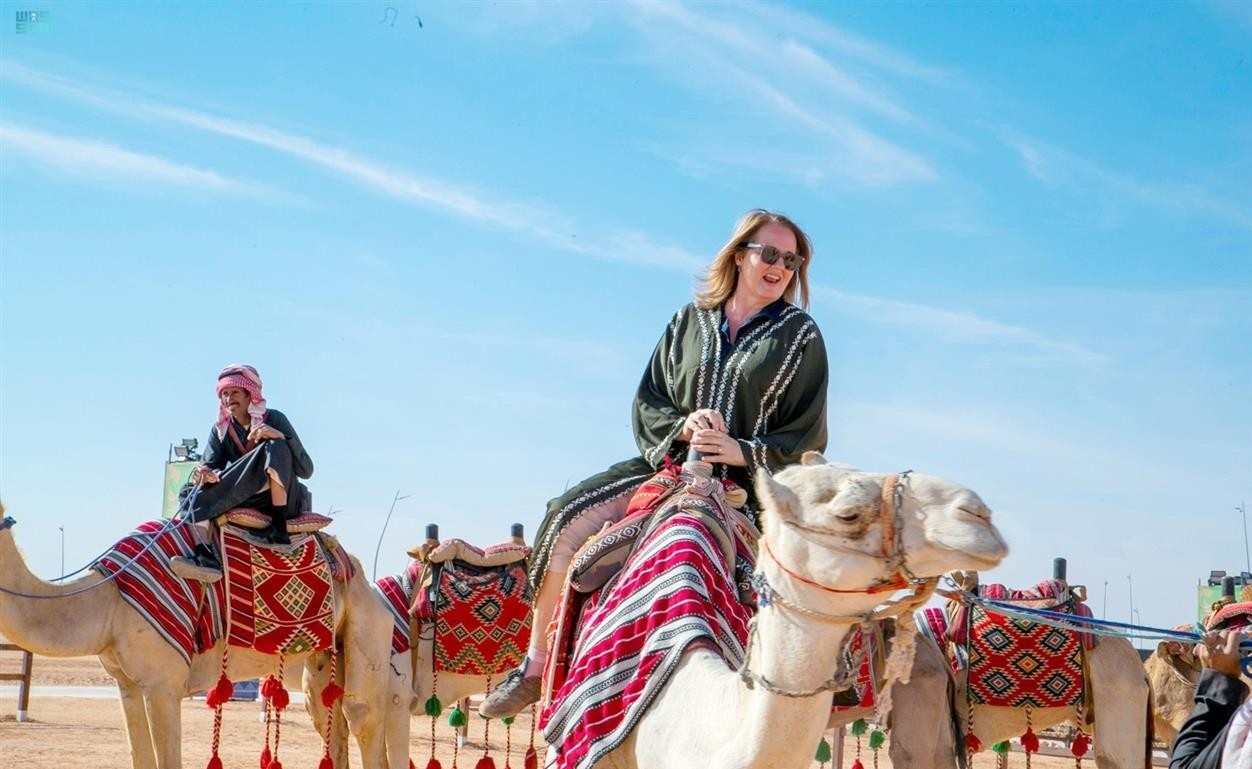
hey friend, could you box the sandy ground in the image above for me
[0,655,1120,768]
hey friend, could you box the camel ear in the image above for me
[756,469,800,521]
[951,570,980,592]
[800,451,827,466]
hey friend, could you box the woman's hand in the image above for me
[679,409,727,442]
[191,465,220,485]
[248,424,286,442]
[1196,629,1245,678]
[690,429,747,467]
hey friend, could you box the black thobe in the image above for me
[1170,668,1249,769]
[184,409,314,523]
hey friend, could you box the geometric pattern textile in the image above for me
[428,558,532,676]
[1207,601,1252,631]
[966,603,1085,709]
[540,476,755,769]
[94,520,226,664]
[830,624,876,712]
[221,527,335,655]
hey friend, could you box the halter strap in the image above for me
[759,538,909,595]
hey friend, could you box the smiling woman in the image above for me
[479,208,830,719]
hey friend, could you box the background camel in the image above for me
[583,454,1009,769]
[0,506,394,769]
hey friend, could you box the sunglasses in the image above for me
[739,242,805,271]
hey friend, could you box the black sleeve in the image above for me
[1170,668,1248,769]
[735,324,828,479]
[268,410,314,479]
[632,310,687,468]
[201,427,227,471]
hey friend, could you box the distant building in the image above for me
[1198,570,1252,622]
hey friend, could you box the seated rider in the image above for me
[171,364,315,582]
[1170,628,1251,769]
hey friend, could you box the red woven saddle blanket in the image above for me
[95,520,226,665]
[829,624,877,712]
[957,581,1091,709]
[411,542,533,676]
[948,579,1096,650]
[540,468,755,769]
[374,559,424,655]
[221,526,342,655]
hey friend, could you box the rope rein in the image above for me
[0,484,203,600]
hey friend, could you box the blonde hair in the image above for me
[694,209,812,311]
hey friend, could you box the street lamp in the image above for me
[1133,609,1142,650]
[1127,574,1135,637]
[373,490,411,581]
[58,525,65,579]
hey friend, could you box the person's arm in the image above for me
[733,323,828,478]
[633,310,689,468]
[201,429,227,472]
[267,411,314,479]
[1171,632,1249,769]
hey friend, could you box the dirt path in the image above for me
[0,655,1094,768]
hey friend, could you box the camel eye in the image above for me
[835,511,860,523]
[958,506,989,521]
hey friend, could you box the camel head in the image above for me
[755,453,1008,597]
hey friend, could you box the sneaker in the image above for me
[478,668,541,719]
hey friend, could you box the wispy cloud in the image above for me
[0,60,702,270]
[0,122,241,191]
[623,0,936,186]
[813,285,1107,363]
[1002,131,1252,232]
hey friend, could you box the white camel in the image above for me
[0,505,395,769]
[585,454,1009,769]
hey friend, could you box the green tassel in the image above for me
[991,741,1010,755]
[815,738,832,764]
[850,718,869,736]
[501,716,515,726]
[869,730,886,750]
[448,706,468,728]
[424,696,442,717]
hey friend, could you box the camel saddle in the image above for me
[409,537,533,676]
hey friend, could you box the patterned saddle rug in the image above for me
[96,519,353,662]
[951,579,1093,710]
[829,624,879,711]
[1207,601,1252,631]
[374,559,424,655]
[540,465,756,769]
[220,526,342,655]
[411,538,533,676]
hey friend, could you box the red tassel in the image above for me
[1021,727,1040,754]
[207,757,224,769]
[260,745,272,769]
[850,761,865,769]
[319,755,334,769]
[261,675,282,699]
[321,682,345,707]
[206,674,233,708]
[410,761,417,769]
[424,759,443,769]
[1072,733,1091,758]
[271,686,290,711]
[269,761,284,769]
[524,747,538,769]
[964,733,982,753]
[475,758,497,769]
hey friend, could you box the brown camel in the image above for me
[0,505,395,769]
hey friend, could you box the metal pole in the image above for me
[1239,501,1250,575]
[372,490,410,582]
[1102,580,1108,619]
[1133,609,1142,651]
[59,525,65,579]
[1127,574,1136,647]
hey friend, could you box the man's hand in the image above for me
[248,424,286,442]
[191,465,220,485]
[1196,629,1244,678]
[679,409,727,442]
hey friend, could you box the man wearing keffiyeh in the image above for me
[171,364,315,581]
[1170,629,1252,769]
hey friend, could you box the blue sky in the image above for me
[1,1,1248,641]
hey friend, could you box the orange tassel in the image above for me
[1022,727,1040,754]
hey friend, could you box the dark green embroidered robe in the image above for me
[529,300,828,587]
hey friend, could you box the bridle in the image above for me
[738,471,939,697]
